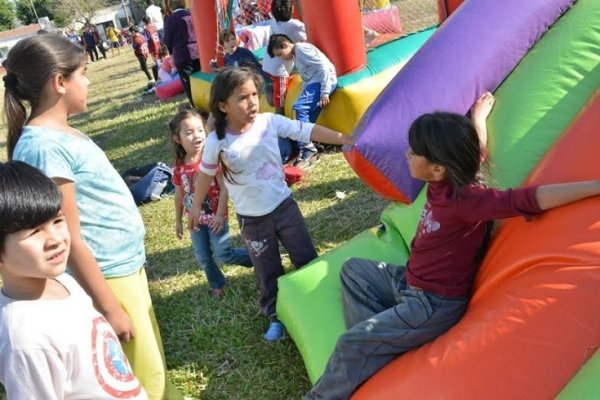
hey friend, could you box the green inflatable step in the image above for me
[277,192,425,383]
[557,350,600,399]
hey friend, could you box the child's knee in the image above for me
[341,257,362,276]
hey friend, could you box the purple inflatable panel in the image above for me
[350,0,575,202]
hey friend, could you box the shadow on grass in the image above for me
[143,173,384,282]
[146,264,312,399]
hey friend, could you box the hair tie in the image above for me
[3,73,17,90]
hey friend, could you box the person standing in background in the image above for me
[92,26,108,60]
[82,25,99,62]
[146,0,165,41]
[163,0,201,107]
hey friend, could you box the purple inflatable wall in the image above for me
[345,0,576,203]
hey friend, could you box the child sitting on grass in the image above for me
[268,33,338,170]
[0,161,147,399]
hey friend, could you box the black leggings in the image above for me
[86,46,98,62]
[176,59,201,107]
[137,55,158,81]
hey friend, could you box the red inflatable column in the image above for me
[292,0,303,21]
[301,0,366,75]
[437,0,466,22]
[190,0,218,72]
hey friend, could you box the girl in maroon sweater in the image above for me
[305,93,600,400]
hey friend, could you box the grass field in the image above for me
[0,51,389,398]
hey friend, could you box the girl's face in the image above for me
[0,212,70,283]
[63,64,89,116]
[405,148,443,182]
[174,116,206,157]
[219,78,260,132]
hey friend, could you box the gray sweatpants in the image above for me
[305,258,469,400]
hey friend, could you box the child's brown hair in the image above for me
[218,29,236,45]
[209,67,264,184]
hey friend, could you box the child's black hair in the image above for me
[168,109,204,164]
[271,0,293,22]
[209,67,264,184]
[267,33,293,58]
[0,161,62,255]
[3,35,86,160]
[408,112,483,191]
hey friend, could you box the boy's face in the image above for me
[273,42,294,60]
[0,213,71,282]
[223,35,238,54]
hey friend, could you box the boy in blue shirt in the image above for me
[219,29,265,74]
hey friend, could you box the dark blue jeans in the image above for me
[190,221,252,289]
[305,258,469,399]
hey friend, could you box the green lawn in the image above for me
[0,50,389,398]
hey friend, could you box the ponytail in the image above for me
[2,35,86,159]
[212,106,237,184]
[3,78,27,159]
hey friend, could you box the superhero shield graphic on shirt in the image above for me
[91,316,144,398]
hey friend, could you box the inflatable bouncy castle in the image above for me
[187,0,439,133]
[276,0,600,398]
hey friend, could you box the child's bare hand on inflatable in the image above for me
[320,95,330,107]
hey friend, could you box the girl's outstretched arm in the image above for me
[190,171,214,231]
[310,125,354,146]
[55,179,134,342]
[536,180,600,211]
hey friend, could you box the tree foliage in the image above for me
[48,0,111,25]
[15,0,56,26]
[0,0,15,31]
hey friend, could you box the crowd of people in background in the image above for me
[58,0,337,171]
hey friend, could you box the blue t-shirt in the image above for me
[13,126,146,278]
[224,47,269,80]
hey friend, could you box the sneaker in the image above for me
[263,321,285,342]
[293,152,320,171]
[210,287,224,298]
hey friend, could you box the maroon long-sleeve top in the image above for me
[407,181,542,298]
